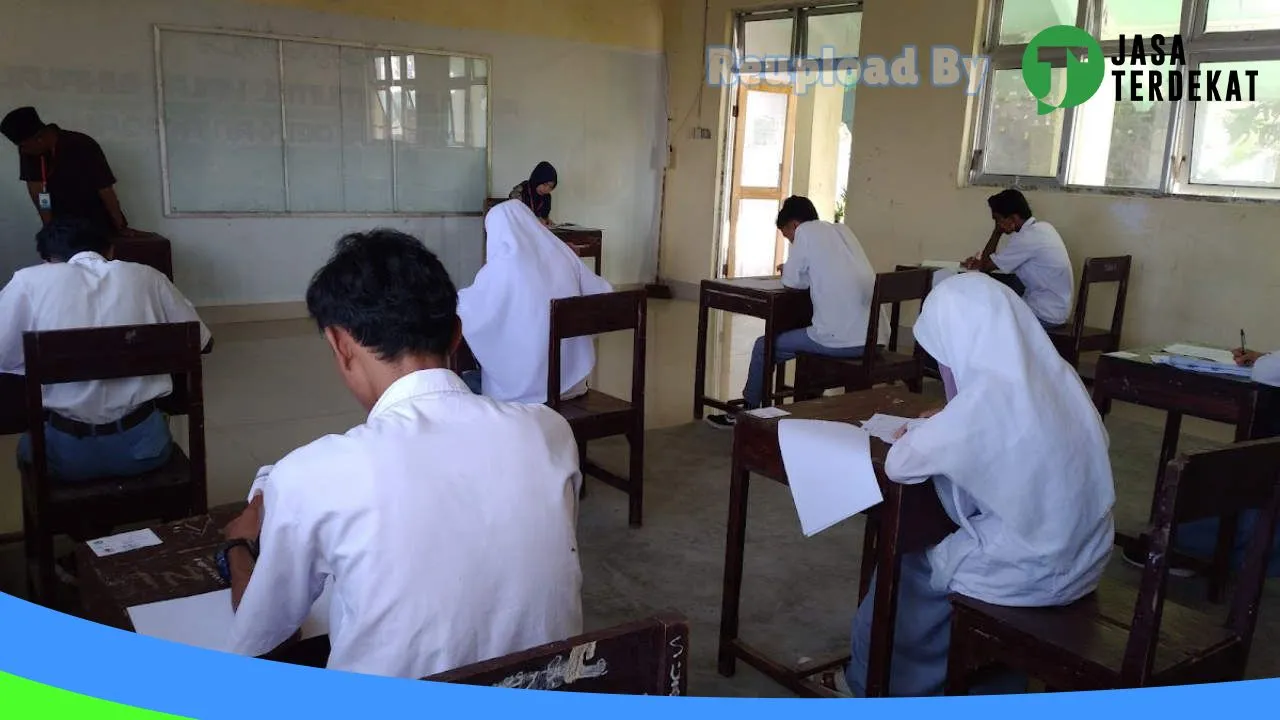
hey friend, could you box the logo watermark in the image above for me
[1024,25,1260,113]
[706,45,989,95]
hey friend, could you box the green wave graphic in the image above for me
[0,671,190,718]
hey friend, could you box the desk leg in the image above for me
[594,249,602,276]
[889,301,902,353]
[864,489,905,698]
[1153,412,1182,519]
[718,455,750,676]
[761,317,776,409]
[694,296,710,419]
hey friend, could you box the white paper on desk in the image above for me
[860,414,925,444]
[1105,351,1140,360]
[744,407,790,419]
[1163,344,1236,365]
[127,580,333,652]
[87,529,162,557]
[246,465,273,502]
[778,419,884,537]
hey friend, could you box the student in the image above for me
[1121,347,1280,577]
[845,273,1115,697]
[509,161,558,226]
[223,230,583,678]
[706,196,881,429]
[458,200,612,404]
[1,106,137,237]
[0,218,211,482]
[962,189,1072,327]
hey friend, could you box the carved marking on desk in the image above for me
[493,641,607,691]
[668,633,686,696]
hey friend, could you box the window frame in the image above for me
[970,0,1280,203]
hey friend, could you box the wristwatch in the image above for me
[215,538,259,583]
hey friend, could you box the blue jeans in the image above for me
[743,329,864,409]
[847,552,1028,697]
[18,409,173,482]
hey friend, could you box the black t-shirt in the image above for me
[18,126,117,231]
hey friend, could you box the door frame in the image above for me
[724,80,798,278]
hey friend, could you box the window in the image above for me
[972,0,1280,200]
[157,27,490,215]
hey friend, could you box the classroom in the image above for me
[1,0,1279,699]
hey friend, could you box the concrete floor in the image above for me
[0,299,1275,695]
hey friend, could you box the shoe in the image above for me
[1121,545,1197,578]
[704,414,737,430]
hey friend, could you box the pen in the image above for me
[1241,328,1248,352]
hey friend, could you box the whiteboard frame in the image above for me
[153,24,494,218]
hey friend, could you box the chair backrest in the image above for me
[427,613,689,695]
[1123,437,1280,685]
[862,269,932,374]
[21,322,206,502]
[546,290,647,411]
[1068,255,1132,351]
[484,197,506,214]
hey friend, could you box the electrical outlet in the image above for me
[698,127,713,140]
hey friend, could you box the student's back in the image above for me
[784,220,881,348]
[0,251,210,423]
[459,200,612,404]
[241,371,582,677]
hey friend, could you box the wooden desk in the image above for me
[551,225,603,275]
[694,277,813,418]
[113,232,174,282]
[718,388,957,697]
[1093,345,1277,599]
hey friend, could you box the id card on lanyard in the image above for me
[37,151,53,211]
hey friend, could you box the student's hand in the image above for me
[1234,349,1263,367]
[541,217,552,227]
[918,407,943,419]
[225,494,264,542]
[776,263,785,274]
[891,425,909,441]
[960,256,981,271]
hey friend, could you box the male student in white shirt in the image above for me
[962,189,1073,327]
[220,230,584,678]
[706,196,878,429]
[0,218,211,483]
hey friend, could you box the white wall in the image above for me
[0,0,666,307]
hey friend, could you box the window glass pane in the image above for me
[406,55,416,80]
[390,55,402,81]
[740,89,790,187]
[449,56,467,78]
[805,11,861,59]
[743,18,793,57]
[1190,60,1280,188]
[1068,97,1171,189]
[733,198,782,278]
[473,58,488,78]
[1207,0,1280,33]
[998,0,1078,45]
[982,69,1066,177]
[1100,0,1182,40]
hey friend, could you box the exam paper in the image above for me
[1163,344,1236,366]
[743,407,790,419]
[860,414,925,444]
[127,581,333,652]
[778,419,884,537]
[88,529,163,558]
[1104,351,1140,360]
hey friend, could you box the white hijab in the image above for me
[458,200,613,404]
[887,273,1115,604]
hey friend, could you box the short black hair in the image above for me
[776,196,820,228]
[987,189,1033,220]
[305,229,459,361]
[36,217,110,261]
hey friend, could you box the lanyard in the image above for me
[39,146,55,191]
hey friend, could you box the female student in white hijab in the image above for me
[845,272,1116,697]
[458,199,613,404]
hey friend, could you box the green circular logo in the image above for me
[1022,25,1105,115]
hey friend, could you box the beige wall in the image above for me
[661,0,1280,351]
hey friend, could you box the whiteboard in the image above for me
[156,27,490,215]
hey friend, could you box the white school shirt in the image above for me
[990,218,1074,327]
[227,369,584,679]
[0,252,212,424]
[886,274,1114,607]
[1253,352,1280,387]
[782,221,883,349]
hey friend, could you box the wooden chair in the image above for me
[1047,256,1132,370]
[428,613,689,694]
[20,322,208,605]
[945,438,1280,693]
[548,290,647,527]
[793,269,931,401]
